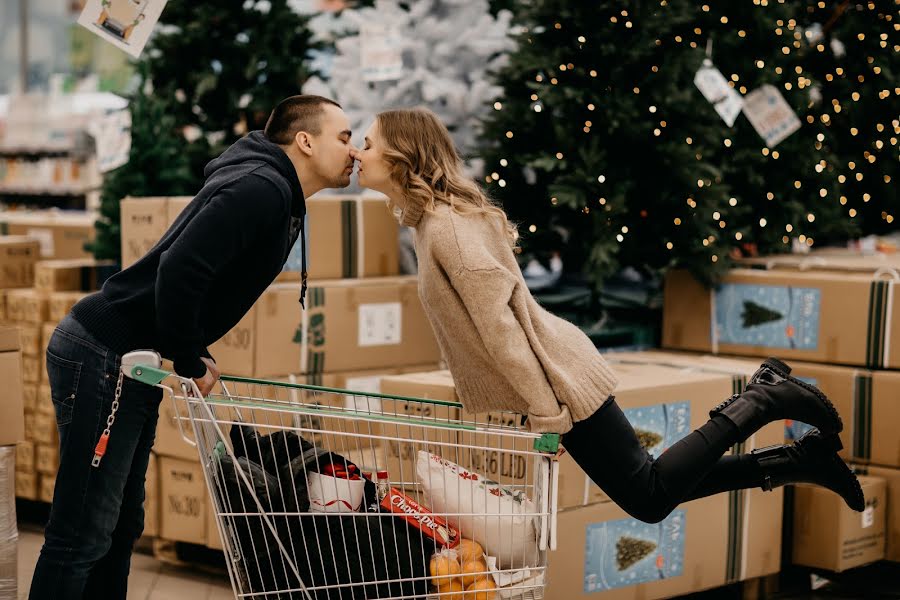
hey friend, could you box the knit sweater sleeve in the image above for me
[449,265,574,433]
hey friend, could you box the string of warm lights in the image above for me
[481,1,895,272]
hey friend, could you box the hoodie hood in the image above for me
[204,131,305,218]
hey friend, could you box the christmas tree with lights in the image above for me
[479,1,895,289]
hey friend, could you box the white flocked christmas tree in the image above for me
[301,0,515,180]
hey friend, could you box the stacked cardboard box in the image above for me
[662,251,899,569]
[3,257,114,504]
[791,476,886,572]
[1,327,30,517]
[0,211,96,260]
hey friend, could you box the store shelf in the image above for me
[0,186,93,197]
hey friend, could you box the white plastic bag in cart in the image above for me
[416,451,540,569]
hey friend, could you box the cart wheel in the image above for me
[96,10,108,26]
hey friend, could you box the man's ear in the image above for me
[294,131,314,157]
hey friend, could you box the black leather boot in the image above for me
[710,357,842,441]
[752,428,864,511]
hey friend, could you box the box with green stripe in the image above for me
[296,276,442,375]
[851,370,900,469]
[664,268,898,369]
[283,194,400,280]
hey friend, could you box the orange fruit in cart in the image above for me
[436,579,466,597]
[456,538,485,563]
[460,558,489,587]
[430,554,461,587]
[464,578,498,600]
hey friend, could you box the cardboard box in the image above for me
[210,277,441,378]
[48,292,88,322]
[158,456,207,545]
[0,289,6,320]
[16,323,41,356]
[287,364,440,450]
[609,350,861,454]
[563,362,729,503]
[852,465,900,562]
[15,470,37,500]
[792,475,886,571]
[0,327,25,445]
[144,452,158,538]
[547,496,729,599]
[0,236,40,288]
[853,370,900,468]
[31,412,58,445]
[38,474,55,503]
[22,355,40,383]
[119,197,192,268]
[41,323,56,356]
[298,277,441,374]
[16,440,34,473]
[377,370,462,483]
[206,495,223,550]
[663,268,897,369]
[23,412,35,442]
[152,395,200,462]
[741,251,900,274]
[22,383,37,413]
[208,284,302,378]
[5,289,48,323]
[547,478,784,600]
[35,444,58,475]
[1,212,96,259]
[35,383,53,417]
[295,194,399,280]
[34,258,115,292]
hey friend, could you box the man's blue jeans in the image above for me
[29,315,163,600]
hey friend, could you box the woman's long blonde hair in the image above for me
[376,108,518,247]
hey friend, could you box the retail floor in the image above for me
[16,525,232,600]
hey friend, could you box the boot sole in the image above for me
[764,358,844,435]
[835,457,866,512]
[798,430,864,512]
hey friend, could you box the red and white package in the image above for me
[380,487,460,548]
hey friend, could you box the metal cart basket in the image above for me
[127,364,561,600]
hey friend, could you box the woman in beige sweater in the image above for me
[353,107,863,522]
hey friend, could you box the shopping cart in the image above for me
[126,362,561,600]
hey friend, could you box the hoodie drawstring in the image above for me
[299,218,308,309]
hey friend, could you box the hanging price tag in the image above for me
[742,84,802,147]
[360,22,403,82]
[78,0,169,59]
[694,60,743,127]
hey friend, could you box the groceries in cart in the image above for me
[417,450,542,570]
[214,425,432,599]
[208,422,544,598]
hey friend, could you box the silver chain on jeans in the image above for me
[91,370,124,468]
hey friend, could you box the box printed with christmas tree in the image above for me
[621,402,690,458]
[714,283,821,350]
[583,509,687,592]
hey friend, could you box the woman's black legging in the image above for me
[561,396,764,523]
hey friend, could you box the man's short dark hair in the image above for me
[264,95,342,145]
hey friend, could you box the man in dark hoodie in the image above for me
[29,95,357,599]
